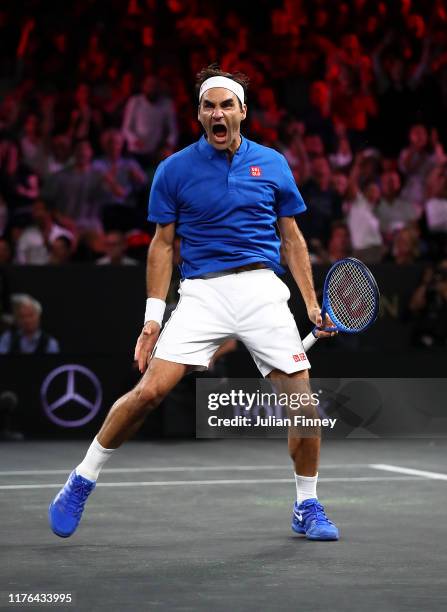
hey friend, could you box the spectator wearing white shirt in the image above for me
[376,170,418,240]
[346,182,384,263]
[426,197,447,233]
[341,152,383,263]
[15,200,76,265]
[329,129,353,170]
[424,165,447,233]
[122,75,178,168]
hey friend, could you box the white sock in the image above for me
[76,437,115,482]
[295,473,318,504]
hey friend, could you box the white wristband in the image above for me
[144,298,166,326]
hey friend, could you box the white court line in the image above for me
[370,464,447,481]
[0,464,369,477]
[0,476,423,490]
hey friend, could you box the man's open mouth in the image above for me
[212,124,227,139]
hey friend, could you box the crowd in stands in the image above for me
[1,0,447,266]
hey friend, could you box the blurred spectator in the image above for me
[344,152,384,263]
[373,34,430,156]
[325,222,351,263]
[303,133,326,159]
[0,1,446,272]
[329,128,353,170]
[331,170,349,200]
[302,81,334,151]
[346,181,383,264]
[356,148,382,189]
[48,236,74,265]
[124,229,152,263]
[93,129,147,231]
[0,293,60,354]
[42,140,104,233]
[376,170,418,239]
[43,133,73,177]
[0,93,20,133]
[96,230,138,265]
[66,83,102,150]
[15,200,75,265]
[0,238,12,265]
[0,138,39,226]
[409,261,447,347]
[299,156,343,246]
[101,71,135,125]
[330,63,377,140]
[424,165,447,233]
[122,75,178,168]
[392,227,420,265]
[398,124,440,207]
[284,146,310,187]
[250,86,284,143]
[19,112,46,176]
[281,120,306,163]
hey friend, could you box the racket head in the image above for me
[321,257,380,334]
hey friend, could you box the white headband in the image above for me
[199,76,245,105]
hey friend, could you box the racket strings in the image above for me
[327,262,376,331]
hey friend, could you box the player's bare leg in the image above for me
[48,357,190,537]
[267,368,319,476]
[97,358,191,448]
[267,368,338,540]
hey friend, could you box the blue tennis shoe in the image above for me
[49,470,96,538]
[292,498,339,541]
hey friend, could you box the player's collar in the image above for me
[198,134,248,160]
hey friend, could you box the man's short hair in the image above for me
[11,294,42,316]
[195,63,249,109]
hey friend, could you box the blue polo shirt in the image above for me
[148,135,306,278]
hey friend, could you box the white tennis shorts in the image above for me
[154,268,310,377]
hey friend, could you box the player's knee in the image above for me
[133,382,166,413]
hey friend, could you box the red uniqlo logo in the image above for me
[293,353,306,362]
[250,166,262,177]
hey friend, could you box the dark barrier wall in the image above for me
[0,263,428,354]
[1,264,445,438]
[1,265,146,355]
[0,355,163,439]
[0,351,445,439]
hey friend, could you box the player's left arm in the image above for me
[278,216,336,339]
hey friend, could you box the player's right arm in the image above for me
[134,222,175,373]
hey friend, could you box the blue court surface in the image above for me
[1,439,446,611]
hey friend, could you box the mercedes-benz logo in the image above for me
[41,364,103,428]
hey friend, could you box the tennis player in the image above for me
[49,65,339,541]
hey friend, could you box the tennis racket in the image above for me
[302,257,380,353]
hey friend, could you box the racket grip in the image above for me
[302,330,318,353]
